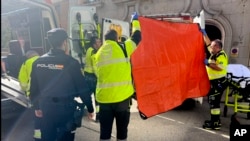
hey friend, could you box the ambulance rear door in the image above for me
[68,6,98,67]
[102,18,130,43]
[1,0,59,55]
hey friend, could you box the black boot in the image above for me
[204,119,221,126]
[203,115,221,130]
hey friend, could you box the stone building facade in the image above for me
[54,0,250,67]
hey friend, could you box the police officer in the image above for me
[30,28,94,141]
[202,30,228,130]
[94,29,135,141]
[84,36,101,122]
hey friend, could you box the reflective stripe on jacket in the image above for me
[94,40,134,103]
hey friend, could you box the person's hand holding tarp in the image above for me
[131,17,210,118]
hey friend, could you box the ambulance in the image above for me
[1,0,98,119]
[1,0,59,119]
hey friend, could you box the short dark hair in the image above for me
[104,29,117,41]
[213,39,223,48]
[47,28,68,48]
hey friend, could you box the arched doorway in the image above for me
[204,24,222,59]
[205,24,221,41]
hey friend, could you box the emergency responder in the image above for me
[202,29,228,130]
[18,50,41,140]
[84,36,102,122]
[130,12,141,34]
[29,28,94,141]
[125,30,141,55]
[125,12,141,55]
[94,29,135,141]
[18,50,39,94]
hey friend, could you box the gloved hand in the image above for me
[200,29,207,36]
[131,12,138,22]
[204,59,209,66]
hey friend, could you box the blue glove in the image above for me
[204,59,209,66]
[131,12,138,22]
[200,29,207,36]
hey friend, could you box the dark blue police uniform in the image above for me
[30,48,93,141]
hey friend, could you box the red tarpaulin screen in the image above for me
[131,17,210,118]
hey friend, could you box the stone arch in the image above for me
[210,15,233,56]
[201,0,233,57]
[121,4,129,21]
[180,0,192,13]
[111,1,137,21]
[135,0,192,15]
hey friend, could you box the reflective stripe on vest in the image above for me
[96,58,129,67]
[95,40,134,103]
[97,81,133,88]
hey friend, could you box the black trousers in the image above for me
[99,98,131,140]
[85,72,99,107]
[207,77,228,109]
[40,101,76,141]
[84,72,97,93]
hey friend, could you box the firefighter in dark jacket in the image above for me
[30,28,94,141]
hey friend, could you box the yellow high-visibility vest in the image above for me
[206,50,228,80]
[132,20,141,33]
[84,47,95,74]
[125,38,136,56]
[18,56,39,96]
[94,40,134,103]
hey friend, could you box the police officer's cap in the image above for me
[47,28,69,46]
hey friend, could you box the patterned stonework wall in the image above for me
[56,0,250,66]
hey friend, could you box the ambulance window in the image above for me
[43,18,51,33]
[30,24,42,48]
[29,8,42,48]
[43,17,52,51]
